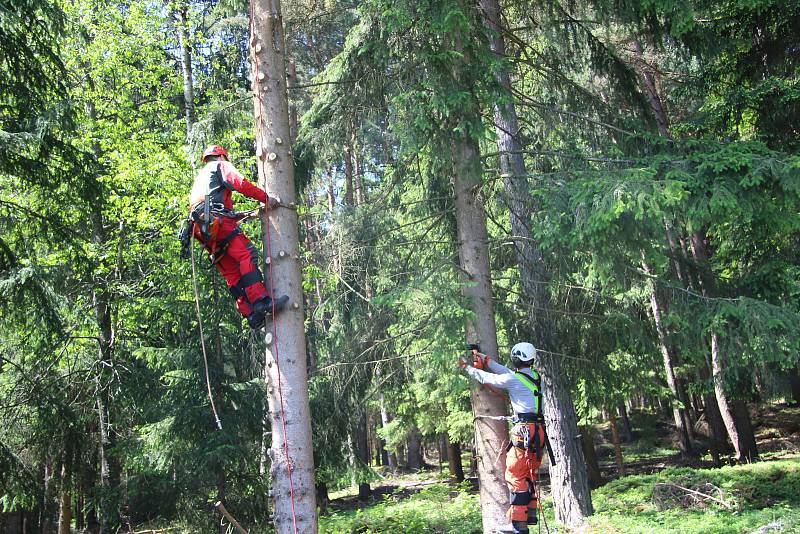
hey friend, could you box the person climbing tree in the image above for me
[185,145,288,328]
[459,342,553,534]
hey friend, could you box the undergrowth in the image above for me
[318,458,800,533]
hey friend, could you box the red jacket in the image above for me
[189,160,267,210]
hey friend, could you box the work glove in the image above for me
[471,350,490,370]
[266,194,282,209]
[457,357,467,369]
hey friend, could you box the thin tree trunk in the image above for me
[690,231,759,463]
[452,130,509,532]
[57,460,71,534]
[617,403,633,443]
[356,413,371,501]
[406,426,423,470]
[579,426,603,489]
[175,0,195,139]
[447,439,465,482]
[343,144,354,207]
[643,267,695,456]
[88,205,119,534]
[789,363,800,405]
[354,148,365,205]
[609,413,626,477]
[711,333,760,462]
[631,40,669,137]
[379,397,397,471]
[251,1,317,531]
[478,0,592,526]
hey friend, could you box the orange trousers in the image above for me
[505,423,544,522]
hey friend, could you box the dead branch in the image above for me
[214,501,249,534]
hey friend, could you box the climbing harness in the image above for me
[513,373,557,466]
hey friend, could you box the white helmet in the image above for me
[511,342,536,365]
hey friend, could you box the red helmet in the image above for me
[201,145,229,163]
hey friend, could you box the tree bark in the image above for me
[478,0,593,525]
[175,0,196,139]
[343,144,354,207]
[406,425,423,470]
[617,403,633,443]
[250,1,318,531]
[579,426,603,489]
[690,231,759,463]
[609,413,626,477]
[643,268,695,457]
[57,460,71,534]
[711,333,760,462]
[452,130,510,532]
[379,397,397,471]
[631,40,670,137]
[88,205,120,534]
[787,363,800,405]
[447,439,465,482]
[356,413,371,501]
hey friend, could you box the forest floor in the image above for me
[319,403,800,533]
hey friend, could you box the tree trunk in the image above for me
[452,130,509,532]
[788,363,800,405]
[57,461,71,534]
[478,0,592,525]
[343,144,354,207]
[406,425,423,470]
[88,206,119,534]
[286,61,298,143]
[579,426,603,489]
[711,333,760,462]
[354,148,365,205]
[447,439,465,482]
[690,231,759,463]
[379,397,397,471]
[617,403,633,443]
[698,364,728,465]
[175,0,196,139]
[631,39,670,137]
[609,413,626,477]
[643,268,695,456]
[356,413,371,501]
[250,1,318,531]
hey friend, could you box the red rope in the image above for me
[250,3,299,533]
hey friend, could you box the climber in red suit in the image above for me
[188,145,288,329]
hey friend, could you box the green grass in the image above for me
[320,482,483,534]
[319,458,800,533]
[587,457,800,533]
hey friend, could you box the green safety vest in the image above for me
[514,370,542,415]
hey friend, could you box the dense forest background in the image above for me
[1,0,799,532]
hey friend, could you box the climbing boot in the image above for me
[247,306,267,329]
[495,521,529,534]
[527,508,537,525]
[264,294,289,317]
[247,295,290,329]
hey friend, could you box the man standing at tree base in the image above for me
[459,342,553,534]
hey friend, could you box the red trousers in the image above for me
[505,423,544,522]
[194,217,269,317]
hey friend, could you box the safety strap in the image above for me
[514,370,542,415]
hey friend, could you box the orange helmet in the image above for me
[201,145,229,163]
